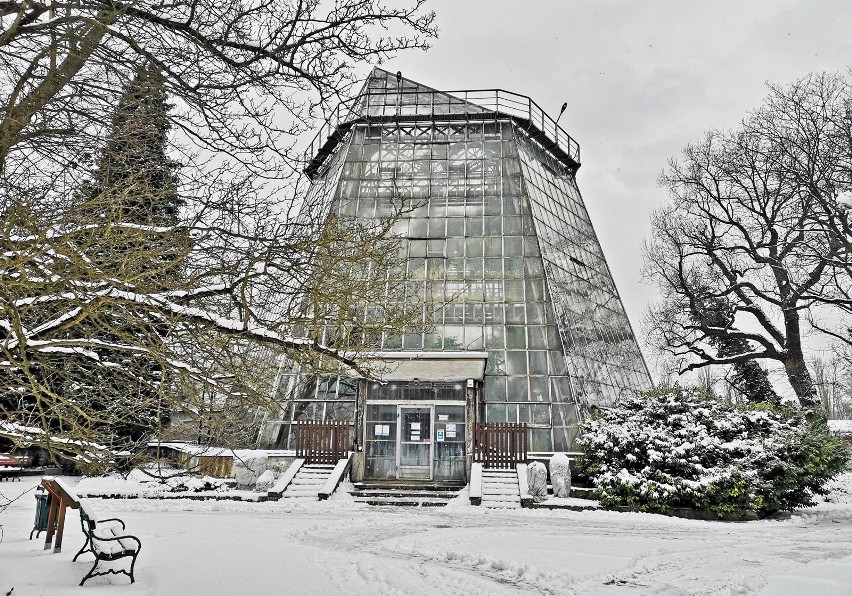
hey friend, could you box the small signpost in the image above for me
[41,477,80,553]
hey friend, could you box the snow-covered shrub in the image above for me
[580,386,849,517]
[549,453,571,498]
[233,454,268,489]
[255,469,275,492]
[165,475,229,493]
[527,461,548,502]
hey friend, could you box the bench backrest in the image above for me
[77,498,103,524]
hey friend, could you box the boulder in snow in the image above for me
[549,453,571,498]
[527,461,548,503]
[255,469,275,492]
[233,455,268,490]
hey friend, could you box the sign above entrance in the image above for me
[358,351,488,382]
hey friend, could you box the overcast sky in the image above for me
[371,0,852,370]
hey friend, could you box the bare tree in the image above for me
[811,353,852,419]
[643,73,852,410]
[0,1,436,468]
[1,182,425,467]
[0,1,435,182]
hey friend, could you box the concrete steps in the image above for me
[279,464,336,500]
[350,481,464,507]
[481,469,521,509]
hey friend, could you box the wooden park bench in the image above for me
[42,477,142,586]
[0,466,22,481]
[0,454,25,481]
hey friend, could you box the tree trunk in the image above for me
[783,353,819,408]
[782,307,820,411]
[0,12,116,170]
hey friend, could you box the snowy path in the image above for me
[2,475,851,595]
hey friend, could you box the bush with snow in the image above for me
[549,453,571,498]
[233,454,268,489]
[527,461,548,502]
[255,469,275,492]
[580,386,849,517]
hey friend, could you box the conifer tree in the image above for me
[0,2,435,468]
[69,64,185,450]
[82,63,186,289]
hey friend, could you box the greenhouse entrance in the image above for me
[363,379,473,483]
[399,406,432,479]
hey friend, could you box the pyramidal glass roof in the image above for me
[304,68,581,179]
[351,68,493,117]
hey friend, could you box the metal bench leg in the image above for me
[79,552,139,585]
[80,559,100,586]
[72,536,92,562]
[129,550,139,583]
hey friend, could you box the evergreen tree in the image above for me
[70,64,185,450]
[0,66,184,463]
[0,2,436,470]
[83,63,185,287]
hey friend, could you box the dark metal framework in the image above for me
[304,89,581,179]
[263,67,653,457]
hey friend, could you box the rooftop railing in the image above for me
[303,88,581,175]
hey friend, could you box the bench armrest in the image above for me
[94,517,126,531]
[92,532,142,553]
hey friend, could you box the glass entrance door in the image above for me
[398,406,432,479]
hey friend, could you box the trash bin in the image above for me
[30,487,51,540]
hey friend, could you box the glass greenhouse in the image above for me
[260,69,651,483]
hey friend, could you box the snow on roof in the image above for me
[828,419,852,435]
[148,443,233,457]
[147,442,296,458]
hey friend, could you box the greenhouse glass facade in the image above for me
[261,69,651,481]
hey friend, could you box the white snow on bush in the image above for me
[75,470,235,499]
[549,453,571,498]
[233,454,267,489]
[255,469,275,492]
[580,387,848,515]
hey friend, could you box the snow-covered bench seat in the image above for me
[75,500,141,586]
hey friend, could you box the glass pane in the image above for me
[484,376,507,401]
[530,428,551,452]
[401,408,430,442]
[486,404,508,423]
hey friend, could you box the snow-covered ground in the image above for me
[2,472,851,595]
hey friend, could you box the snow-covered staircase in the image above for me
[279,463,336,500]
[350,481,465,506]
[480,468,521,509]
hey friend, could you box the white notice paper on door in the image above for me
[411,422,421,431]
